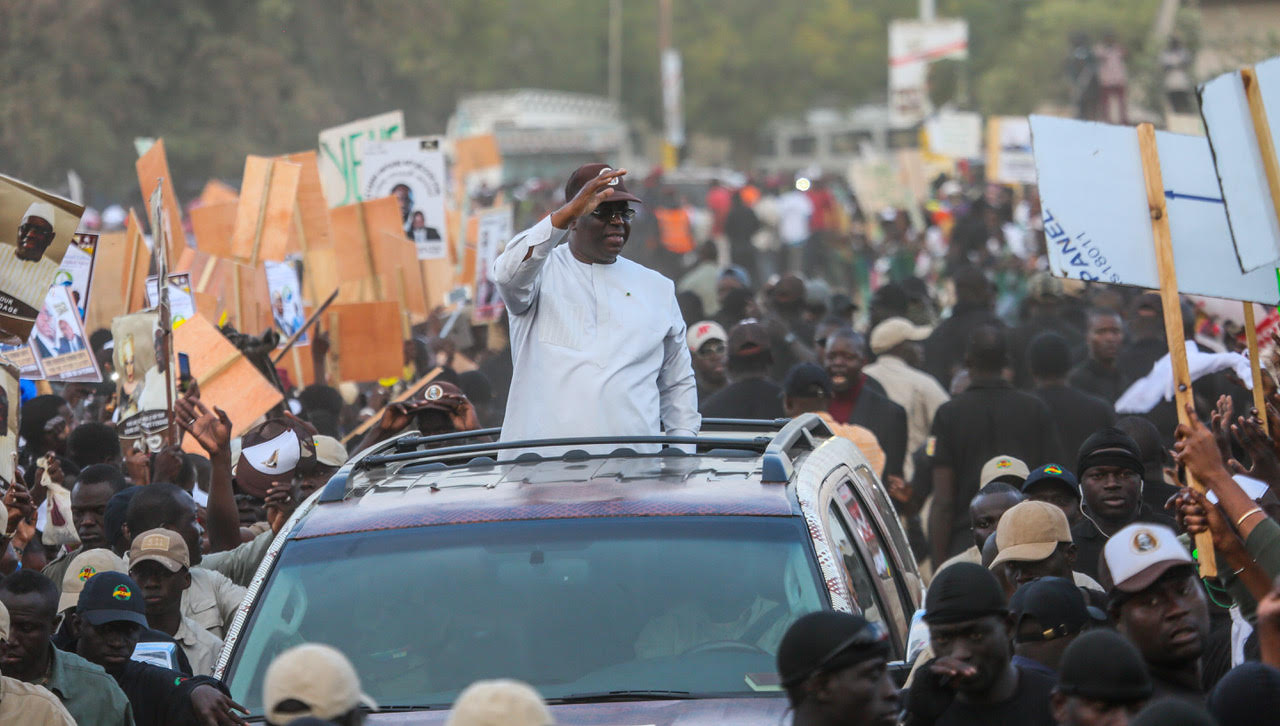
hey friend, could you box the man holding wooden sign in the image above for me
[492,164,699,454]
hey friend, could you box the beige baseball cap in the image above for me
[979,454,1030,488]
[989,501,1072,569]
[869,317,932,355]
[312,435,348,468]
[446,679,554,726]
[129,528,190,573]
[59,548,128,613]
[264,643,377,724]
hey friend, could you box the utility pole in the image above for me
[658,0,682,170]
[608,0,622,108]
[919,0,935,22]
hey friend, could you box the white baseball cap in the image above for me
[446,679,554,726]
[686,320,727,352]
[1099,522,1194,594]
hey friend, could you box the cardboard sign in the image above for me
[0,362,17,486]
[987,116,1038,184]
[122,210,151,314]
[360,138,450,260]
[1030,115,1279,305]
[452,134,503,200]
[113,311,172,452]
[30,285,100,382]
[0,175,86,339]
[265,261,307,344]
[173,314,284,454]
[228,156,302,265]
[924,111,982,159]
[0,340,39,379]
[57,232,97,320]
[327,300,403,382]
[134,139,186,261]
[847,150,931,215]
[473,207,512,323]
[196,179,239,207]
[145,273,195,328]
[190,200,237,260]
[1198,56,1280,272]
[328,195,404,298]
[888,19,968,127]
[317,111,405,207]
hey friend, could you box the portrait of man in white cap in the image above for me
[0,200,65,311]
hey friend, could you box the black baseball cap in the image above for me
[1077,427,1144,481]
[776,611,889,687]
[923,562,1007,625]
[1058,629,1152,703]
[77,571,148,628]
[1021,464,1081,499]
[783,363,833,400]
[726,321,772,360]
[1009,577,1106,642]
[563,163,642,204]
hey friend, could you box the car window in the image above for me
[225,516,826,714]
[836,479,909,641]
[823,500,889,638]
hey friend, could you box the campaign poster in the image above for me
[112,311,172,453]
[473,206,512,323]
[0,339,39,379]
[30,285,100,382]
[0,362,17,487]
[54,232,97,320]
[317,110,405,207]
[265,261,307,345]
[0,175,86,339]
[145,273,195,328]
[359,137,450,260]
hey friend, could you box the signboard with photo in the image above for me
[473,206,512,323]
[145,273,195,328]
[0,175,86,339]
[317,110,405,207]
[359,137,450,260]
[112,311,172,452]
[30,285,100,382]
[0,340,38,379]
[265,261,307,345]
[56,232,98,320]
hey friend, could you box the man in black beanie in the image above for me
[1052,629,1152,726]
[1208,661,1280,726]
[904,562,1055,726]
[1070,427,1176,581]
[775,611,897,726]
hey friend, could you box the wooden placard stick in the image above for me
[1241,68,1280,228]
[248,159,276,267]
[231,264,244,330]
[1138,122,1216,577]
[271,287,340,364]
[1244,302,1269,435]
[354,201,383,300]
[123,224,143,313]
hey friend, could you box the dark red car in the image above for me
[216,415,923,724]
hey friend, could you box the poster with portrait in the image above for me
[472,206,512,323]
[264,261,307,345]
[359,137,450,260]
[145,273,195,328]
[54,232,97,320]
[0,339,39,379]
[30,285,100,383]
[0,175,86,339]
[0,361,17,487]
[112,311,172,453]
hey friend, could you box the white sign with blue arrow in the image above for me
[1198,56,1280,274]
[1030,114,1279,305]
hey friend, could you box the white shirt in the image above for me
[492,216,699,456]
[777,191,813,246]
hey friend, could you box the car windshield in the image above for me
[225,516,827,713]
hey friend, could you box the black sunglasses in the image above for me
[590,206,636,222]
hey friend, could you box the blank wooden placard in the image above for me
[190,200,238,259]
[374,232,428,319]
[122,210,151,315]
[196,179,239,207]
[329,196,403,295]
[328,300,403,382]
[85,232,126,334]
[134,139,186,263]
[420,257,457,309]
[173,314,283,454]
[229,156,302,266]
[277,150,332,256]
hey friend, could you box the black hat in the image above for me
[1131,698,1217,726]
[923,562,1007,625]
[1009,577,1106,642]
[563,163,642,204]
[1021,464,1081,499]
[783,363,833,400]
[77,571,148,628]
[1076,427,1144,481]
[776,611,889,687]
[1208,662,1280,726]
[1057,630,1152,703]
[726,321,772,360]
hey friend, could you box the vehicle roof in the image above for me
[293,452,803,540]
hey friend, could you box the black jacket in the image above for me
[844,384,909,479]
[699,377,785,420]
[107,660,225,726]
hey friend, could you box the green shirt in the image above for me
[199,529,273,587]
[45,645,135,726]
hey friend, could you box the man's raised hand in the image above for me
[551,167,626,229]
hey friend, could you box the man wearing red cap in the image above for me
[492,164,699,454]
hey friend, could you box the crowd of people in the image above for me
[2,155,1280,726]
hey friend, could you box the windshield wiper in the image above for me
[548,689,695,704]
